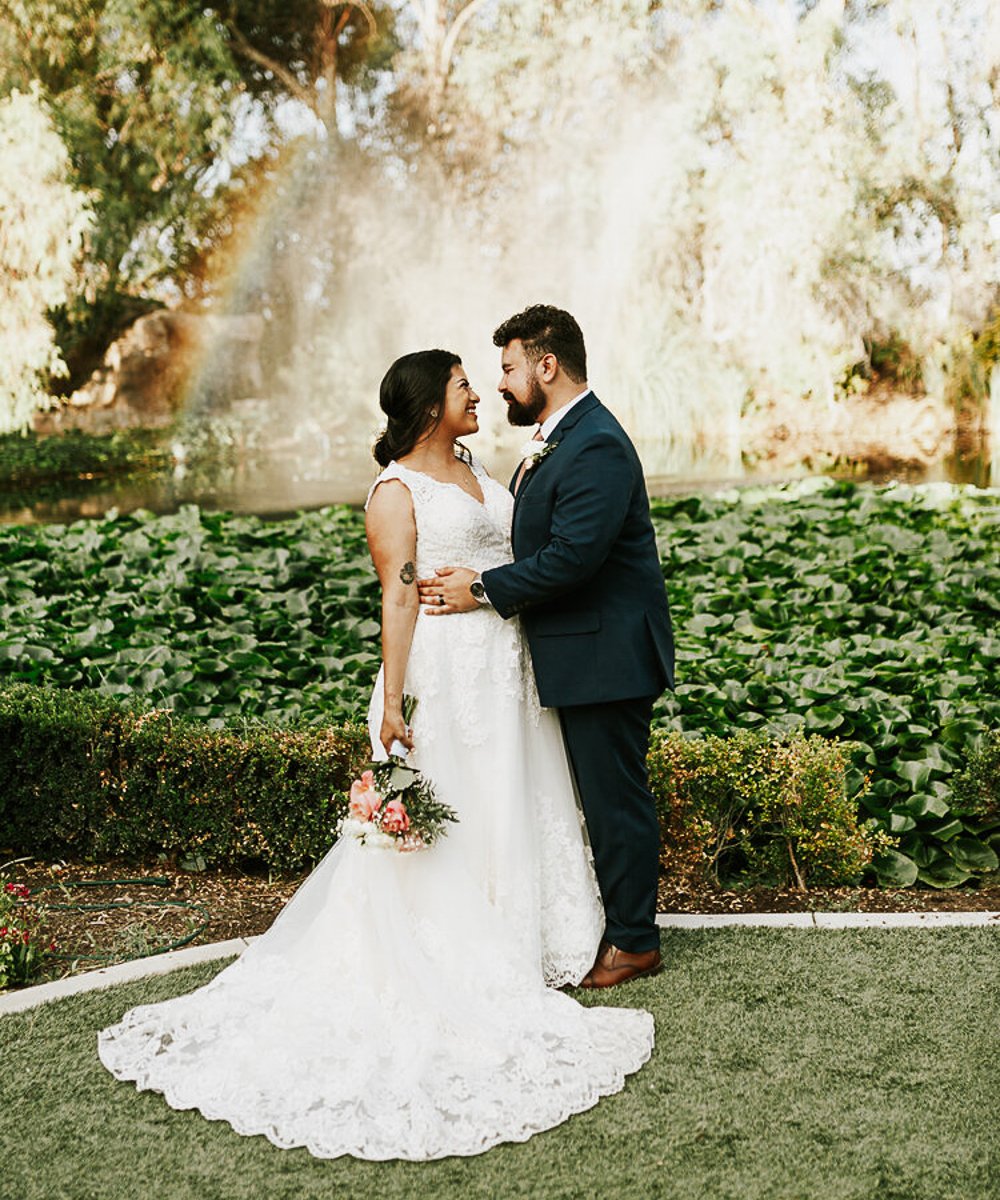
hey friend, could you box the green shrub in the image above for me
[0,682,127,855]
[648,729,888,889]
[0,429,169,487]
[112,715,371,870]
[1,683,880,888]
[0,683,369,872]
[951,729,1000,822]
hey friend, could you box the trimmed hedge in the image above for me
[0,683,368,872]
[0,682,881,886]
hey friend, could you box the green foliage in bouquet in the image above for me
[341,758,458,851]
[341,700,458,850]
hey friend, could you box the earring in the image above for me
[430,409,439,417]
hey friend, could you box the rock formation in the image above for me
[35,310,265,433]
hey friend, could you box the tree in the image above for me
[841,0,1000,400]
[0,0,396,386]
[0,85,91,432]
[221,1,396,131]
[372,0,1000,440]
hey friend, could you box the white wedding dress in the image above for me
[97,456,655,1160]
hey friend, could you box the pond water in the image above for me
[0,431,993,527]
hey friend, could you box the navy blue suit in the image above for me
[482,393,674,952]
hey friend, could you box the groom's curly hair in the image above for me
[493,305,587,385]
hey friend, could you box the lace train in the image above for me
[98,841,653,1159]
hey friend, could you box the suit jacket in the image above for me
[482,392,674,708]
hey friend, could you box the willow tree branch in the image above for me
[351,1,378,39]
[228,24,316,112]
[439,0,490,76]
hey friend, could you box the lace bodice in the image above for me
[365,456,514,578]
[367,454,534,744]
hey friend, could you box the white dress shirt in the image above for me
[538,388,592,442]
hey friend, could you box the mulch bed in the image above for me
[657,876,1000,914]
[6,856,999,990]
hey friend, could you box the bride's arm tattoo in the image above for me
[399,561,416,585]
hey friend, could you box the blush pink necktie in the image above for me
[514,429,545,496]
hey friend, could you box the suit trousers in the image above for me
[558,695,661,954]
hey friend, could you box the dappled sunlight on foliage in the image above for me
[0,85,91,433]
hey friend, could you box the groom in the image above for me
[417,304,674,988]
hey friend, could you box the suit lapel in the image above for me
[511,392,602,513]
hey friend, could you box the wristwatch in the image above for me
[470,576,491,606]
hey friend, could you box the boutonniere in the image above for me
[518,438,557,471]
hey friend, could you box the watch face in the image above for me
[470,582,486,599]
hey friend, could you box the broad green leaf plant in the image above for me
[0,478,997,887]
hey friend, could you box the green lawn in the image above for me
[3,929,997,1200]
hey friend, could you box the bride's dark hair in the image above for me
[373,349,461,467]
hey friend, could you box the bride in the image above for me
[97,349,654,1161]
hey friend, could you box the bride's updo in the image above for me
[373,349,461,467]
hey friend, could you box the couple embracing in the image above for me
[98,305,676,1162]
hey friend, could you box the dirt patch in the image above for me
[7,857,300,987]
[657,876,1000,915]
[6,856,999,991]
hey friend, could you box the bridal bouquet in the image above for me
[337,699,457,852]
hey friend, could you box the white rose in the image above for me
[338,817,371,840]
[363,830,398,852]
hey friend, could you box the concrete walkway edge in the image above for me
[0,936,254,1016]
[2,911,997,1017]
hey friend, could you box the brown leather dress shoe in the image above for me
[579,942,662,989]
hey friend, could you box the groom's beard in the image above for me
[504,378,547,427]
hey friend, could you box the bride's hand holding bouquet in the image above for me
[339,697,457,853]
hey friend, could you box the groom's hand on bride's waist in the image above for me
[417,567,479,615]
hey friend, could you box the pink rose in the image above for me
[381,799,410,834]
[349,770,383,822]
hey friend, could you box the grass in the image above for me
[2,929,997,1200]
